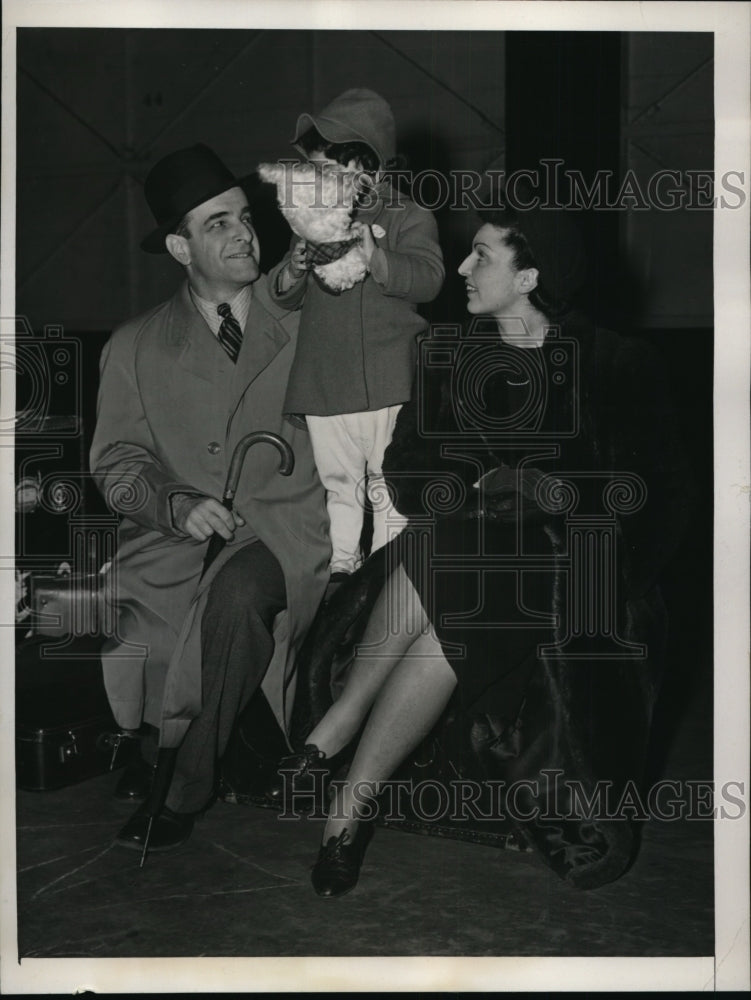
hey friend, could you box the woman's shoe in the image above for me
[310,824,372,898]
[265,743,332,813]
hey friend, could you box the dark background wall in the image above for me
[16,28,506,331]
[16,29,713,332]
[506,32,622,327]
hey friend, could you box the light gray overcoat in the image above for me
[90,275,330,748]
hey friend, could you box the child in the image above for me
[269,88,445,589]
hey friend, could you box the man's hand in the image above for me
[171,493,245,542]
[288,240,310,280]
[276,240,309,294]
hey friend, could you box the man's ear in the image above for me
[166,233,191,267]
[517,267,539,294]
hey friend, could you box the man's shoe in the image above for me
[114,758,156,801]
[265,743,333,812]
[115,803,195,852]
[310,824,372,898]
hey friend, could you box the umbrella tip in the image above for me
[139,816,155,868]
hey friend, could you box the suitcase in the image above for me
[29,571,108,638]
[15,637,135,791]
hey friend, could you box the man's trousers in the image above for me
[164,539,287,814]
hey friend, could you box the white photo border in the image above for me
[1,1,748,993]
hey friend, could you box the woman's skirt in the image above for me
[395,515,558,720]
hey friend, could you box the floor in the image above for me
[14,669,713,962]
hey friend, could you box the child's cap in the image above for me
[292,88,396,169]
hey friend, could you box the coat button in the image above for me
[207,441,221,455]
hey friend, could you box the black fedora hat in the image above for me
[141,144,245,254]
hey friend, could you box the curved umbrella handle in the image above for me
[223,431,294,503]
[201,431,295,578]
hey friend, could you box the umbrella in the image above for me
[200,431,294,575]
[139,430,295,867]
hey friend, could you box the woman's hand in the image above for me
[472,466,553,523]
[352,221,377,265]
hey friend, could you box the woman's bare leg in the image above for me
[322,627,457,841]
[305,563,430,758]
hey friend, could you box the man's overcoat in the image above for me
[90,275,330,748]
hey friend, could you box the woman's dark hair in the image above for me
[297,126,381,175]
[476,208,571,320]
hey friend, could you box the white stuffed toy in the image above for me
[258,160,370,292]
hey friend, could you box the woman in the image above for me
[273,199,690,897]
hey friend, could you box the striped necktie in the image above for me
[217,302,243,363]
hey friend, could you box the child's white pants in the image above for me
[307,406,409,575]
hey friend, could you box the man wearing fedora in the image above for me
[90,144,330,851]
